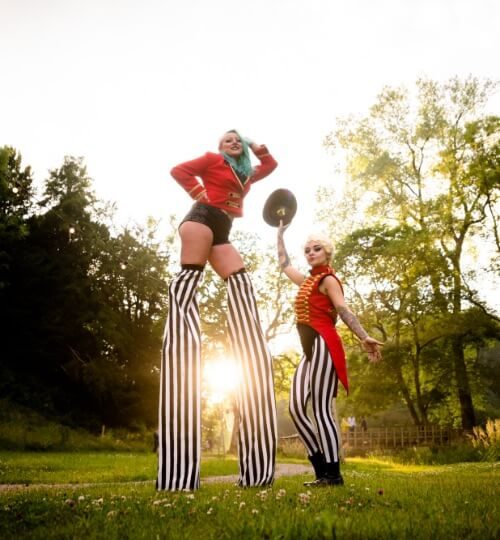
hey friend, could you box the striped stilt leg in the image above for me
[226,269,277,487]
[157,266,203,491]
[309,337,340,464]
[289,335,340,464]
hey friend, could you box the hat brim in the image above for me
[263,189,297,227]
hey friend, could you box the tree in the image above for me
[2,153,173,429]
[0,146,34,292]
[323,77,500,429]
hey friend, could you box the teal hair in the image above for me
[220,129,254,179]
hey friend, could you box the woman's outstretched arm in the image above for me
[322,276,383,363]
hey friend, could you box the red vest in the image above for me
[295,265,348,393]
[170,146,277,218]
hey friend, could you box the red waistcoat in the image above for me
[295,265,348,393]
[170,146,277,218]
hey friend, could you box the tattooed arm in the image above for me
[277,222,306,286]
[321,276,383,363]
[336,306,369,340]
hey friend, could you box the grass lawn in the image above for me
[0,451,238,484]
[0,453,498,539]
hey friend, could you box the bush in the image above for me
[367,444,483,465]
[0,398,153,452]
[470,418,500,462]
[278,437,306,459]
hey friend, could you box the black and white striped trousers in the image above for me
[158,267,277,490]
[157,267,203,491]
[227,269,277,486]
[289,335,340,463]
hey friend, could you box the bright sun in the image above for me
[203,358,240,405]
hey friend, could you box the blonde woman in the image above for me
[277,224,382,486]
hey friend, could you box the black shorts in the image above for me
[180,203,233,246]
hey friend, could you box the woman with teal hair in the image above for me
[157,130,279,491]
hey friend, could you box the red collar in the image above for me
[309,265,332,276]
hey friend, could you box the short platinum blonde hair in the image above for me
[303,233,334,260]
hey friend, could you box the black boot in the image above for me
[314,461,344,486]
[303,452,325,486]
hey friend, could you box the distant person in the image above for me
[361,417,368,431]
[157,130,278,491]
[347,416,357,433]
[277,224,382,486]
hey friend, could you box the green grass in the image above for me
[0,452,239,484]
[0,455,498,539]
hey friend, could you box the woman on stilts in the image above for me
[277,222,382,486]
[158,130,278,491]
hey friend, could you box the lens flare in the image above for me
[203,358,240,404]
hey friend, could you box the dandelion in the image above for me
[211,496,218,501]
[64,499,75,507]
[207,508,213,515]
[251,509,259,515]
[186,494,195,500]
[298,492,311,505]
[78,495,85,502]
[256,490,268,500]
[107,510,117,519]
[275,489,287,500]
[239,502,246,510]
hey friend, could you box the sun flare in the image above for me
[203,358,240,405]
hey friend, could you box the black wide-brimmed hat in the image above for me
[263,188,297,227]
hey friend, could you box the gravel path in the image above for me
[0,463,312,492]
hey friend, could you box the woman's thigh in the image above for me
[179,221,213,265]
[209,243,245,279]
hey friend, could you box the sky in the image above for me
[1,0,499,308]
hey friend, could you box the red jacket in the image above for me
[170,146,277,218]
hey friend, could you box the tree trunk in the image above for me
[450,254,476,431]
[395,365,422,426]
[451,335,476,430]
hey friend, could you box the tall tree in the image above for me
[324,77,500,429]
[0,147,35,397]
[0,147,34,291]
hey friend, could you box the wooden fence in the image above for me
[341,426,466,450]
[280,426,468,455]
